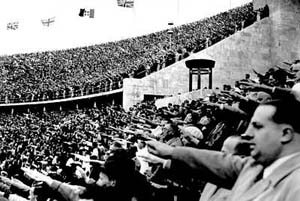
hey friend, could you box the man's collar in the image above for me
[263,152,300,179]
[264,152,300,187]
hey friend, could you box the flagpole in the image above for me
[176,0,180,24]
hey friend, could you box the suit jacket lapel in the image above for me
[230,153,300,201]
[229,160,264,201]
[266,152,300,187]
[200,183,218,201]
[237,178,271,201]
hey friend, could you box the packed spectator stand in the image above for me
[0,3,256,104]
[0,2,285,201]
[0,58,299,201]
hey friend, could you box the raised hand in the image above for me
[22,168,52,185]
[238,81,262,91]
[146,141,174,159]
[225,90,248,101]
[11,177,31,191]
[75,166,87,179]
[136,151,167,165]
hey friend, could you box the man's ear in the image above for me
[110,179,116,187]
[281,127,294,144]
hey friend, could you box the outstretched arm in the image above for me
[22,168,86,201]
[146,141,248,188]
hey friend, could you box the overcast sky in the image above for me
[0,0,251,55]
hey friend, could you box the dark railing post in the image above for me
[189,69,193,92]
[209,69,213,89]
[197,68,201,90]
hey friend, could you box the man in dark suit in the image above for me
[147,95,300,201]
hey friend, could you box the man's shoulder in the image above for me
[288,168,300,183]
[270,168,300,200]
[269,153,300,187]
[276,162,300,186]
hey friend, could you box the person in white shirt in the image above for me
[135,139,150,176]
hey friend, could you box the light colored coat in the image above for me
[200,183,230,201]
[169,147,300,201]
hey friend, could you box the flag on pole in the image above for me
[7,22,19,30]
[117,0,134,8]
[79,9,85,17]
[79,8,95,18]
[41,17,55,27]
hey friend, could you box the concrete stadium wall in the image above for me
[123,0,300,111]
[253,0,300,13]
[200,0,300,87]
[122,61,190,110]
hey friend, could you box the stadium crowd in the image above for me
[0,59,299,201]
[1,2,297,201]
[0,3,256,104]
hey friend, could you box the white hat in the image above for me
[292,83,300,101]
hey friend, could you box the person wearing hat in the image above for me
[167,112,203,147]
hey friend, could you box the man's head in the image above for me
[243,97,300,166]
[136,139,146,149]
[184,112,198,124]
[222,136,241,155]
[256,91,272,103]
[96,171,116,187]
[109,141,122,151]
[96,149,134,187]
[222,135,250,156]
[162,121,180,138]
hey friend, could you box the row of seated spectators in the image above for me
[0,59,299,201]
[0,3,257,104]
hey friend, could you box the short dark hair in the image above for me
[260,95,300,133]
[103,149,134,181]
[225,135,250,157]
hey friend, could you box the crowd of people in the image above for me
[0,57,299,201]
[0,3,256,104]
[2,2,298,201]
